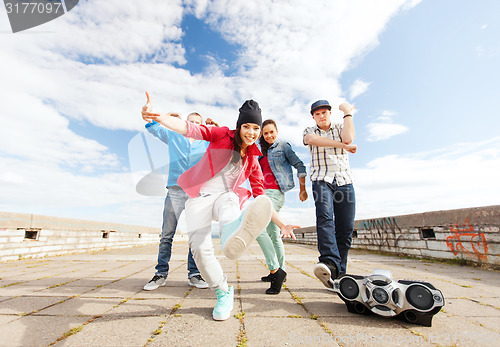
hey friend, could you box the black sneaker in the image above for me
[143,274,167,291]
[313,262,338,290]
[188,274,209,289]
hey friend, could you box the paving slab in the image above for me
[32,297,123,317]
[77,286,138,298]
[55,316,164,347]
[0,315,89,347]
[105,298,180,318]
[0,241,499,347]
[409,313,500,346]
[0,314,18,325]
[149,314,241,346]
[61,277,116,287]
[129,283,192,300]
[321,315,434,347]
[244,316,339,346]
[36,285,96,297]
[1,284,54,296]
[241,292,309,318]
[0,295,67,315]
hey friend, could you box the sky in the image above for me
[0,0,499,230]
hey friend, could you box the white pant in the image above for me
[185,192,240,292]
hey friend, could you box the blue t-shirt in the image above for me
[145,121,208,187]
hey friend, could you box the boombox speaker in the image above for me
[332,269,444,326]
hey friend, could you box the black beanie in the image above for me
[237,100,262,128]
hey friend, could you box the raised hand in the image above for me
[142,91,153,123]
[205,118,220,127]
[339,102,356,115]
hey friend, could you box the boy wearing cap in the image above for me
[303,100,357,290]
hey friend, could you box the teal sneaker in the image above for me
[213,286,234,321]
[220,195,273,259]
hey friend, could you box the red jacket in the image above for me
[177,121,265,209]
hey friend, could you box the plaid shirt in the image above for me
[303,123,354,186]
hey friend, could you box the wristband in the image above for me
[343,114,352,119]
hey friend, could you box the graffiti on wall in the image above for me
[446,218,488,262]
[361,217,400,231]
[360,217,402,249]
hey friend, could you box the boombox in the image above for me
[332,269,444,326]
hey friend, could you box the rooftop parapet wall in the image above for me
[286,205,500,267]
[0,212,162,262]
[354,205,499,230]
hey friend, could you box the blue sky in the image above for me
[0,0,498,229]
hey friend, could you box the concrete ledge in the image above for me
[286,205,500,266]
[0,212,163,262]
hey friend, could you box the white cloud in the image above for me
[183,0,422,136]
[0,0,423,226]
[0,154,164,226]
[349,79,371,100]
[366,111,408,142]
[0,91,120,169]
[0,0,421,135]
[476,45,485,57]
[366,122,409,142]
[475,44,498,58]
[280,206,316,230]
[353,137,500,219]
[381,110,396,116]
[55,0,186,64]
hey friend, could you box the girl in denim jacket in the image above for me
[257,119,308,290]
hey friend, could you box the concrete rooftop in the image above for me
[0,241,499,346]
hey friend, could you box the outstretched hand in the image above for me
[280,224,300,240]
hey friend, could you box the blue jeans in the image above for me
[312,180,355,274]
[155,186,199,278]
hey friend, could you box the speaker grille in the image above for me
[406,285,433,310]
[339,278,359,300]
[374,305,391,311]
[372,287,389,304]
[392,289,400,305]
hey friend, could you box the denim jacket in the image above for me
[265,139,307,193]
